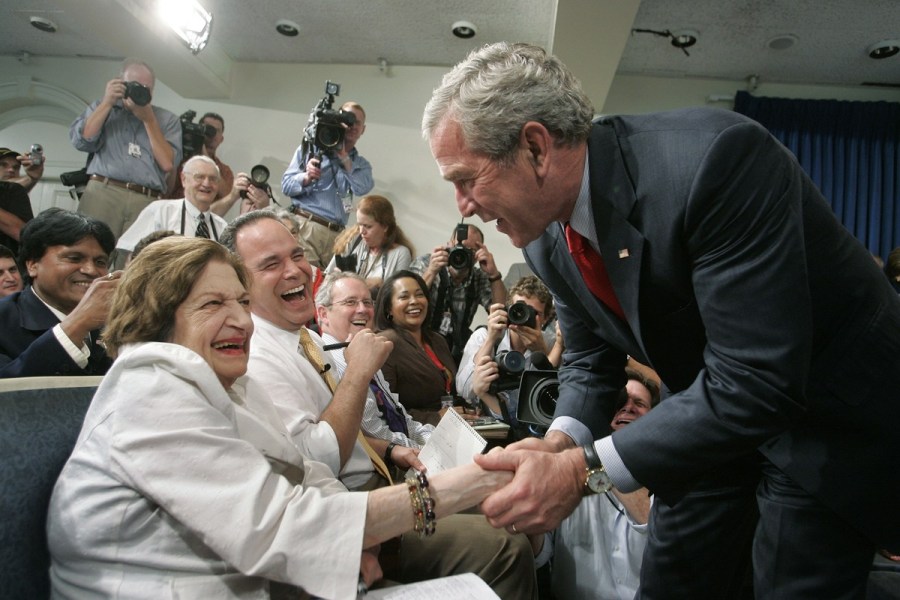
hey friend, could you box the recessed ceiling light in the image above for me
[451,21,477,39]
[868,40,900,59]
[276,19,299,37]
[767,34,798,51]
[29,16,58,33]
[670,30,698,49]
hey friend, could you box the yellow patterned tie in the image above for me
[297,328,393,484]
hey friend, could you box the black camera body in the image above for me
[303,81,356,158]
[179,110,217,160]
[507,301,538,328]
[448,223,474,271]
[488,350,526,395]
[124,81,152,107]
[240,164,272,200]
[334,253,358,273]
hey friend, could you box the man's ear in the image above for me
[520,122,552,177]
[316,304,329,326]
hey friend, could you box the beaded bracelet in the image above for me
[405,470,436,538]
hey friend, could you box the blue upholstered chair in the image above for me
[0,376,101,599]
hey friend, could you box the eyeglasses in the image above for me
[185,172,220,183]
[331,297,374,309]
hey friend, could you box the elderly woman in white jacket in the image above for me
[46,237,510,599]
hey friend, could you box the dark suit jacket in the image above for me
[524,108,900,549]
[0,286,112,378]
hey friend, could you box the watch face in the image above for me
[586,468,613,494]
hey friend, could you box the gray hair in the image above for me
[120,58,155,82]
[183,154,220,176]
[315,271,369,309]
[422,42,594,165]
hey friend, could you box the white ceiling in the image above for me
[1,0,898,94]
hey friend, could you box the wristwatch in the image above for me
[582,443,613,495]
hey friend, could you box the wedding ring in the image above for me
[511,523,518,534]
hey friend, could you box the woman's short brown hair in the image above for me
[103,237,249,358]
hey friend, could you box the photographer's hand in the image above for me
[472,355,502,416]
[101,78,125,108]
[421,245,449,287]
[304,157,321,185]
[474,244,501,279]
[485,303,508,342]
[82,79,124,140]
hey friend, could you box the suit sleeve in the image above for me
[613,121,812,501]
[0,330,85,378]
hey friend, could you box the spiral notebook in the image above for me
[408,409,487,477]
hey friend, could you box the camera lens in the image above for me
[448,245,473,270]
[495,350,526,375]
[507,301,537,328]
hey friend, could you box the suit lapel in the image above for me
[585,121,651,361]
[19,286,62,332]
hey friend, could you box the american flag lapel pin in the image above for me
[618,248,630,259]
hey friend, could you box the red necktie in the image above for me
[564,223,626,321]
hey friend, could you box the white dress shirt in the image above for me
[115,199,228,252]
[247,314,374,489]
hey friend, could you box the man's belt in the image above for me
[89,175,161,198]
[291,207,344,232]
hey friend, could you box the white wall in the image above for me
[2,55,899,279]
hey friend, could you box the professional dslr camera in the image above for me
[302,80,357,158]
[124,81,152,106]
[507,301,538,329]
[447,223,474,270]
[180,110,217,159]
[488,350,526,395]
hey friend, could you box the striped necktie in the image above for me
[195,213,211,239]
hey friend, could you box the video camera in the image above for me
[302,81,357,158]
[448,223,474,270]
[179,110,217,160]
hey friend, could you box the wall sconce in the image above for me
[159,0,213,54]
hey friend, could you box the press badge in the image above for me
[439,311,452,336]
[128,142,142,158]
[341,191,353,214]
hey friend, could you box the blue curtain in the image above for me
[734,91,900,261]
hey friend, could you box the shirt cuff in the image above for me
[596,436,642,493]
[547,416,593,447]
[52,324,90,369]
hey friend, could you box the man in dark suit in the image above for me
[423,42,900,598]
[0,208,119,378]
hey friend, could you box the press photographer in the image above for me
[282,81,373,268]
[69,58,181,239]
[457,275,564,436]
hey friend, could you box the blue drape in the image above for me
[734,91,900,261]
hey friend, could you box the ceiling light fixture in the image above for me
[29,16,59,33]
[632,28,697,57]
[670,30,698,50]
[868,40,900,59]
[275,19,299,37]
[767,34,798,51]
[451,21,477,39]
[159,0,213,55]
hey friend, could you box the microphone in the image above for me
[319,363,332,375]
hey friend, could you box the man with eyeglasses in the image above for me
[115,155,229,265]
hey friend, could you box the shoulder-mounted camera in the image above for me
[302,81,356,158]
[179,110,217,160]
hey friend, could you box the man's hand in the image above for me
[390,445,425,471]
[17,152,45,184]
[474,445,586,535]
[127,98,156,123]
[427,245,449,275]
[510,322,548,354]
[508,429,576,453]
[59,271,121,346]
[101,78,126,108]
[472,354,499,399]
[343,329,393,381]
[485,303,509,341]
[241,184,270,214]
[474,243,500,278]
[304,157,321,185]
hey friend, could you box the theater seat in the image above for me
[0,376,101,599]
